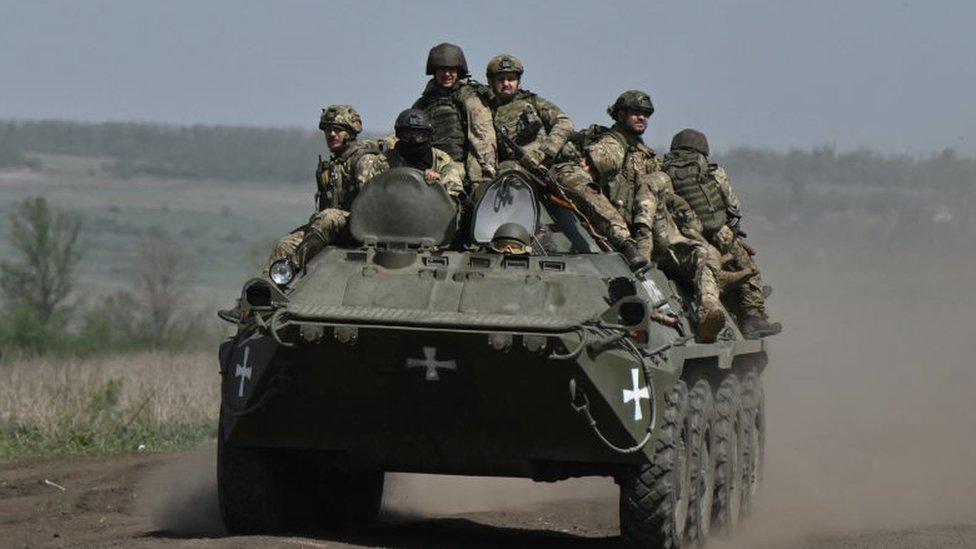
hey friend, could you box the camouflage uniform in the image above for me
[271,105,379,261]
[663,128,779,337]
[413,43,497,190]
[359,143,464,200]
[483,55,573,172]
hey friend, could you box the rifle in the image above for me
[493,124,613,251]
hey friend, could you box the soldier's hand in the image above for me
[580,156,599,181]
[523,148,545,170]
[740,241,757,256]
[423,169,441,184]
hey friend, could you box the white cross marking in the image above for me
[406,346,457,381]
[235,346,252,398]
[623,368,650,421]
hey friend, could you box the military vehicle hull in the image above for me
[218,168,769,546]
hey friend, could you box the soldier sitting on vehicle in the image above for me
[269,104,383,263]
[553,90,660,270]
[413,43,497,192]
[283,108,463,268]
[550,90,727,341]
[482,54,573,175]
[662,129,781,338]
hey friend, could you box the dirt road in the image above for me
[2,450,974,549]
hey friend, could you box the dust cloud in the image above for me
[715,227,976,547]
[138,447,225,537]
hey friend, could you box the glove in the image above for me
[522,148,546,170]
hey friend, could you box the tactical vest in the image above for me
[663,150,727,232]
[492,91,546,156]
[316,140,383,211]
[571,125,644,220]
[416,90,467,163]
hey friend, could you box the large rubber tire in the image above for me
[685,378,715,547]
[217,420,314,534]
[711,372,745,536]
[317,468,385,528]
[740,370,765,516]
[619,380,690,549]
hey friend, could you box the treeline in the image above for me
[715,144,975,192]
[3,120,976,192]
[0,120,325,182]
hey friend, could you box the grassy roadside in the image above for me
[0,351,218,462]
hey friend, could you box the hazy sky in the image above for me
[1,0,973,154]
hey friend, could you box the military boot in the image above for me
[697,295,726,344]
[293,227,329,268]
[619,239,648,271]
[217,301,243,323]
[741,316,782,339]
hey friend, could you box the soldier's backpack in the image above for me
[662,150,728,232]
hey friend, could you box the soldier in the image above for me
[555,90,662,269]
[483,54,573,173]
[285,108,463,267]
[270,105,381,262]
[361,108,465,201]
[557,89,726,341]
[413,42,497,191]
[663,129,781,338]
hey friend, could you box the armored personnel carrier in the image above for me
[217,167,768,547]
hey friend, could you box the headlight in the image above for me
[269,259,295,287]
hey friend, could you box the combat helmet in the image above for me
[489,222,532,255]
[670,128,710,157]
[319,105,363,135]
[394,108,433,139]
[425,42,469,77]
[486,54,524,80]
[608,90,655,120]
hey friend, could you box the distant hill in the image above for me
[2,120,973,196]
[0,120,327,183]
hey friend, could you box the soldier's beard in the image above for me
[397,141,433,170]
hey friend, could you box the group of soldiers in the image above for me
[271,42,781,342]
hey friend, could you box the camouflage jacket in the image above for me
[635,171,714,262]
[358,144,465,201]
[488,89,573,166]
[585,124,661,188]
[413,79,498,184]
[316,139,385,211]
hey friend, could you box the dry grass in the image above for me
[0,351,219,460]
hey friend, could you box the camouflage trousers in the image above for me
[709,225,767,319]
[554,163,635,250]
[269,209,351,263]
[656,239,722,314]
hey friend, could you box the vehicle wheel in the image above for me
[317,468,385,528]
[740,370,765,516]
[711,372,744,535]
[619,380,690,549]
[217,413,321,534]
[685,378,715,546]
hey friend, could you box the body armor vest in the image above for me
[316,141,380,211]
[417,92,466,162]
[493,91,545,159]
[664,151,727,232]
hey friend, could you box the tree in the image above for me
[131,235,194,343]
[0,197,82,323]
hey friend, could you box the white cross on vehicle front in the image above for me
[406,346,457,381]
[623,368,650,421]
[235,346,252,398]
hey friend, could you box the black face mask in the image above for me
[396,140,433,170]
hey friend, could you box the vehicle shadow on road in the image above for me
[312,517,617,548]
[145,516,616,548]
